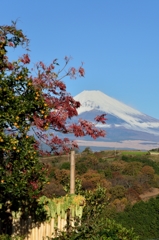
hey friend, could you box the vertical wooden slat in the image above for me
[45,221,49,238]
[40,222,44,240]
[48,219,51,237]
[34,224,38,240]
[50,218,55,238]
[42,222,46,239]
[60,218,64,232]
[57,215,61,232]
[39,222,42,240]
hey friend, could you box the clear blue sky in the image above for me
[2,0,159,119]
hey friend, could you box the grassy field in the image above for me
[121,150,148,156]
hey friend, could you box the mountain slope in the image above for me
[72,90,159,150]
[74,90,159,136]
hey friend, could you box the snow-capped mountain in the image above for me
[74,90,159,136]
[73,90,159,150]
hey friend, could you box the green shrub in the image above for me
[54,185,139,240]
[60,162,70,170]
[0,235,23,240]
[51,217,139,240]
[114,196,159,239]
[76,162,88,174]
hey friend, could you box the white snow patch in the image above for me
[74,90,159,135]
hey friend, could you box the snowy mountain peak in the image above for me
[74,90,142,117]
[74,90,159,136]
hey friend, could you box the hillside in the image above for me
[41,149,159,204]
[40,149,159,240]
[72,90,159,150]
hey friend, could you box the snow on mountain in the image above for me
[74,90,159,136]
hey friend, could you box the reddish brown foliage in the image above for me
[30,58,106,154]
[1,23,106,155]
[80,170,111,190]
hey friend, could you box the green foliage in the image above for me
[51,218,139,240]
[42,151,159,239]
[121,151,147,156]
[76,162,88,174]
[122,162,142,176]
[60,162,70,170]
[110,185,126,201]
[63,178,83,195]
[121,155,159,174]
[0,235,23,240]
[50,185,139,240]
[82,184,108,219]
[150,148,159,152]
[0,23,48,234]
[114,196,159,239]
[104,167,112,179]
[82,147,92,154]
[38,195,85,221]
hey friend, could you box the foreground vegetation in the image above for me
[115,196,159,239]
[40,148,159,239]
[0,22,139,239]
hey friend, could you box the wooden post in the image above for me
[70,150,75,194]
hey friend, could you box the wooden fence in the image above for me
[10,195,85,240]
[12,214,69,239]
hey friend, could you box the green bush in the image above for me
[0,235,23,240]
[60,162,70,170]
[76,162,88,174]
[52,217,139,240]
[55,185,139,240]
[114,196,159,239]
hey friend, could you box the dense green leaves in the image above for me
[52,185,139,240]
[0,23,48,234]
[114,196,159,239]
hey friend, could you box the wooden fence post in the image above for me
[70,151,75,194]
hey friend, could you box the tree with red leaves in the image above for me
[0,22,106,234]
[31,59,106,154]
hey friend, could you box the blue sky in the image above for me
[2,0,159,119]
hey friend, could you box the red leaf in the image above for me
[95,114,107,124]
